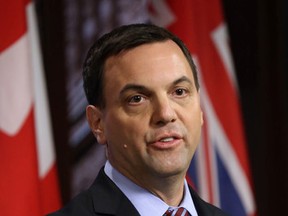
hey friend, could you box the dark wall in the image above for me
[36,0,71,202]
[223,0,288,215]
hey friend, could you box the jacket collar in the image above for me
[90,168,140,216]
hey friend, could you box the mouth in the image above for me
[149,133,182,149]
[159,137,177,142]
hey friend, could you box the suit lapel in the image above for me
[189,186,229,216]
[189,186,213,215]
[90,168,140,216]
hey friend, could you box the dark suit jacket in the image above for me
[48,168,229,216]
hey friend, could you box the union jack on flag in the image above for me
[149,0,257,215]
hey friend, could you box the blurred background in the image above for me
[1,0,287,215]
[36,0,288,215]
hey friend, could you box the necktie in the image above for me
[164,207,191,216]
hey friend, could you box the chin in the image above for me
[151,164,188,178]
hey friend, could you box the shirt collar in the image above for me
[104,161,198,216]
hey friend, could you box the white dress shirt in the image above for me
[104,161,198,216]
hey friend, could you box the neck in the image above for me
[108,160,187,206]
[135,173,186,206]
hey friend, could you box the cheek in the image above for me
[184,110,202,140]
[104,115,148,164]
[104,112,147,146]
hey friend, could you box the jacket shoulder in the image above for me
[47,168,140,216]
[47,189,95,216]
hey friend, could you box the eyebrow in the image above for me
[173,76,193,86]
[119,75,194,96]
[120,84,148,96]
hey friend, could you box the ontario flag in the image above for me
[149,0,257,215]
[0,0,61,215]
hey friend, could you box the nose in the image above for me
[151,96,177,126]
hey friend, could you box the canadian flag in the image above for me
[0,0,61,215]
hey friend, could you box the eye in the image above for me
[174,88,188,96]
[128,95,145,104]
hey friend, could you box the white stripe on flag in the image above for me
[211,23,238,90]
[26,2,56,178]
[192,56,210,202]
[196,56,221,207]
[0,35,33,136]
[196,134,210,201]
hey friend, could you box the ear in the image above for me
[198,89,204,126]
[86,105,107,145]
[200,110,204,126]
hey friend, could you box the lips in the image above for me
[148,132,182,149]
[156,132,182,142]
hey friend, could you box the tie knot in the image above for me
[164,207,190,216]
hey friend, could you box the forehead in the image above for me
[106,40,193,75]
[103,40,195,93]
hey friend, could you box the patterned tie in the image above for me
[164,207,191,216]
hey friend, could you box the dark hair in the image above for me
[83,23,199,108]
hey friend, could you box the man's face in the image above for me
[88,40,203,187]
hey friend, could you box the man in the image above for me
[49,24,228,216]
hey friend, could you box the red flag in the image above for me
[0,0,61,215]
[149,0,257,215]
